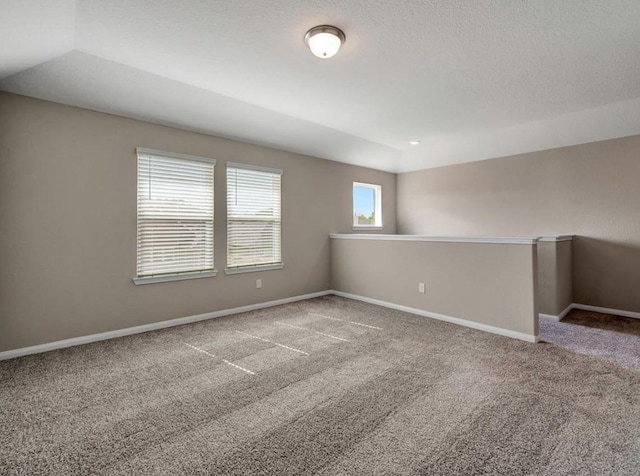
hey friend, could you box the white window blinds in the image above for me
[227,163,282,270]
[136,148,215,279]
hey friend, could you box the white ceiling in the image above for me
[0,0,75,78]
[2,0,640,173]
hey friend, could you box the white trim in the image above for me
[133,270,218,285]
[557,304,574,320]
[224,263,284,275]
[352,226,383,231]
[538,235,573,242]
[330,290,538,343]
[540,303,640,321]
[539,303,573,321]
[226,161,283,175]
[352,181,383,228]
[0,290,332,361]
[136,147,217,165]
[329,234,539,245]
[572,303,640,320]
[538,313,558,321]
[5,292,640,362]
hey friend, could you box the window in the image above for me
[134,148,216,284]
[353,182,382,229]
[226,163,283,274]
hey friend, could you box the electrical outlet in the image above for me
[256,279,262,289]
[418,282,425,293]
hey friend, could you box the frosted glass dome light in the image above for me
[304,25,346,59]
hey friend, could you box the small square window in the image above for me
[353,182,382,229]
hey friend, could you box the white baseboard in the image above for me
[10,291,638,361]
[330,290,538,343]
[0,290,333,361]
[539,303,574,322]
[540,303,640,322]
[571,303,640,320]
[538,313,559,321]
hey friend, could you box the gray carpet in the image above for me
[2,295,640,475]
[541,309,640,371]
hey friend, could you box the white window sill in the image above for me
[133,270,218,285]
[352,226,383,231]
[224,263,284,275]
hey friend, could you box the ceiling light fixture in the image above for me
[304,25,346,59]
[409,140,421,145]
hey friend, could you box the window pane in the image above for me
[353,183,381,226]
[137,152,214,277]
[227,165,282,268]
[353,185,375,225]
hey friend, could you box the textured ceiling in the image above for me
[2,0,640,172]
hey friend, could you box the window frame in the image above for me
[224,162,284,275]
[133,147,217,285]
[352,181,383,230]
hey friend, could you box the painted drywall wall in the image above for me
[555,241,574,313]
[397,136,640,313]
[0,92,396,352]
[331,237,538,338]
[538,240,573,316]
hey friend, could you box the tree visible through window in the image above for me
[353,182,382,228]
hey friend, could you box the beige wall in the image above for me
[0,92,396,352]
[397,136,640,313]
[556,241,574,313]
[331,238,538,338]
[537,240,573,316]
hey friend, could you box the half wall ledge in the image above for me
[330,234,539,341]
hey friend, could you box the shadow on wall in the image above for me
[573,236,640,312]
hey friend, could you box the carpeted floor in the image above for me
[2,296,640,475]
[541,308,640,371]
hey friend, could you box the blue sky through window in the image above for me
[353,185,375,216]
